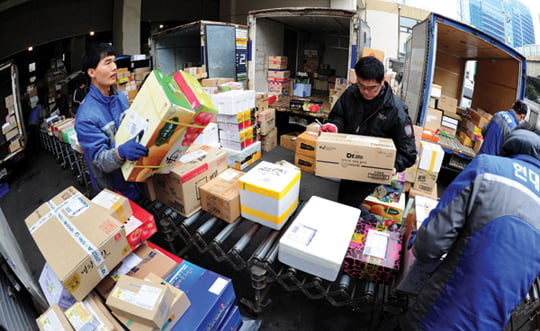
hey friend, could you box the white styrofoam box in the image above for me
[211,90,255,114]
[194,122,220,147]
[278,196,360,281]
[418,141,444,172]
[39,262,77,310]
[238,161,301,230]
[223,141,261,167]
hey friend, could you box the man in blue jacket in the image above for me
[478,100,528,155]
[75,42,148,200]
[401,128,540,330]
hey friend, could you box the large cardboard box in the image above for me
[152,144,228,217]
[295,131,318,158]
[166,261,236,331]
[343,220,402,285]
[258,108,276,135]
[238,161,301,230]
[199,168,244,223]
[278,196,359,281]
[25,187,130,301]
[95,242,178,298]
[36,304,74,331]
[39,263,76,310]
[116,70,217,182]
[437,95,458,113]
[424,108,442,132]
[106,275,176,328]
[413,169,439,194]
[315,133,396,184]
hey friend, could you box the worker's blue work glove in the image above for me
[407,230,418,249]
[117,136,148,161]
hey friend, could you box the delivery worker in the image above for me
[478,99,528,155]
[402,128,540,330]
[321,56,416,208]
[75,42,148,200]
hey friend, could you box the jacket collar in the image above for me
[88,84,116,105]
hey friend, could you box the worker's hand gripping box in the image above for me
[315,133,396,184]
[25,186,131,301]
[238,161,301,230]
[343,220,402,285]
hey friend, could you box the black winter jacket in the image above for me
[327,82,417,172]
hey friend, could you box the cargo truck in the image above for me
[401,13,527,170]
[0,60,26,180]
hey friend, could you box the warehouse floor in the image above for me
[0,143,457,331]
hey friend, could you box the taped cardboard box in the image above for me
[39,263,76,310]
[152,144,228,217]
[280,132,300,152]
[96,242,178,299]
[258,108,276,135]
[424,108,442,132]
[200,168,244,223]
[113,272,190,331]
[106,275,176,328]
[36,304,74,331]
[64,302,100,331]
[315,133,396,184]
[25,186,130,301]
[413,169,439,194]
[295,131,318,158]
[91,189,132,224]
[238,161,301,230]
[418,141,444,172]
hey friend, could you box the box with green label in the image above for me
[116,70,197,182]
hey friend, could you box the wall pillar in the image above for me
[113,0,141,55]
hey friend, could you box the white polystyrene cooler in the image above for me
[238,161,301,230]
[278,196,360,281]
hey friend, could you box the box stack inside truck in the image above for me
[2,8,539,331]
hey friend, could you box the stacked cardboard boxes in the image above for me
[268,56,290,96]
[413,141,444,195]
[294,130,318,174]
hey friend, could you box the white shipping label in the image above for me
[346,135,380,144]
[61,194,88,217]
[91,190,119,209]
[287,224,316,246]
[363,229,389,259]
[124,216,143,235]
[219,168,239,181]
[38,310,63,331]
[125,111,149,137]
[208,277,228,296]
[180,149,207,163]
[134,285,162,310]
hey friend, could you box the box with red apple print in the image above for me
[124,198,157,250]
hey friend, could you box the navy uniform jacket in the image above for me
[402,135,540,329]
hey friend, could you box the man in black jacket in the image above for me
[321,56,416,208]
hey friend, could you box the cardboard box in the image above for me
[267,70,290,81]
[430,84,442,98]
[409,181,438,200]
[199,168,244,223]
[117,70,218,182]
[413,169,439,193]
[418,141,444,172]
[437,95,458,113]
[124,198,158,250]
[36,304,74,331]
[258,108,276,136]
[152,144,228,217]
[295,131,318,158]
[315,133,396,184]
[91,189,132,224]
[238,161,301,230]
[166,261,236,331]
[201,78,234,87]
[424,108,442,132]
[458,130,474,148]
[279,196,360,281]
[2,121,16,135]
[106,275,176,328]
[470,109,490,128]
[294,153,316,174]
[83,293,125,330]
[261,127,278,152]
[280,132,300,152]
[8,137,22,153]
[113,272,190,331]
[95,242,178,298]
[4,127,18,141]
[64,302,100,330]
[39,263,77,310]
[404,155,420,183]
[343,220,402,285]
[256,93,269,110]
[25,187,130,301]
[362,47,384,63]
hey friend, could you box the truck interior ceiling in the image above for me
[435,21,520,115]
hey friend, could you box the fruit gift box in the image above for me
[123,198,158,250]
[343,220,402,285]
[116,70,217,182]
